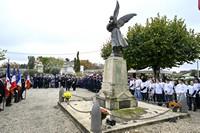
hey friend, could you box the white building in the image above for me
[60,60,75,75]
[34,59,43,73]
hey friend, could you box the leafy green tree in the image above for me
[25,69,38,77]
[190,70,197,77]
[1,62,19,68]
[80,60,103,70]
[101,14,200,79]
[37,56,64,73]
[28,56,35,69]
[126,15,200,78]
[77,51,80,72]
[49,67,60,75]
[101,41,112,60]
[0,49,6,61]
[74,57,77,71]
[19,64,28,69]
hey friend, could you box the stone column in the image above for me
[97,57,137,110]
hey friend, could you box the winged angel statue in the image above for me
[107,1,136,57]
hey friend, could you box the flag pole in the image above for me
[25,76,27,100]
[24,88,27,100]
[24,65,28,100]
[2,97,5,111]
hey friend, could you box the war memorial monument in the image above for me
[96,1,137,110]
[58,1,189,132]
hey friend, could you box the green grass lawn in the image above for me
[111,107,147,120]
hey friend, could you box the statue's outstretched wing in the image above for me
[117,13,137,27]
[113,1,119,21]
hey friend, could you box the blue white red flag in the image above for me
[10,68,17,90]
[25,75,31,89]
[6,62,11,91]
[16,68,22,87]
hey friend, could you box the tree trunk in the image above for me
[153,66,160,80]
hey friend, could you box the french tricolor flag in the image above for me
[16,68,22,87]
[25,75,31,89]
[10,68,17,91]
[5,62,11,96]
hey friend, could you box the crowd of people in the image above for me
[31,74,103,92]
[16,73,200,112]
[0,75,28,111]
[129,76,200,111]
[2,71,200,112]
[0,72,103,111]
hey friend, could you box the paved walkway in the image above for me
[0,88,80,133]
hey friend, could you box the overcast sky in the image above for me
[0,0,200,72]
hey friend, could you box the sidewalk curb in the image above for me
[58,101,90,133]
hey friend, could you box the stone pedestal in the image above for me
[97,57,137,110]
[59,88,64,102]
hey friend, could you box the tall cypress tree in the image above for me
[74,57,77,72]
[76,51,80,72]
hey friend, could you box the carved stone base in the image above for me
[97,56,137,110]
[97,96,137,110]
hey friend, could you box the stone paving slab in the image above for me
[59,98,189,133]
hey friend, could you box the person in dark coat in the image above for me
[38,75,43,88]
[72,78,77,91]
[55,75,59,88]
[90,76,96,92]
[96,77,102,93]
[66,77,72,91]
[20,78,26,99]
[44,76,49,88]
[61,76,65,88]
[0,77,5,111]
[33,75,38,88]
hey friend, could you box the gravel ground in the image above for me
[1,88,200,133]
[0,88,81,133]
[130,108,200,133]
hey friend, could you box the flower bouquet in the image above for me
[168,101,182,112]
[63,91,72,102]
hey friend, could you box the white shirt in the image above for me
[154,83,163,94]
[129,79,135,90]
[159,82,165,89]
[141,81,148,93]
[187,85,196,97]
[146,79,152,88]
[164,82,174,95]
[149,83,155,94]
[135,79,142,90]
[175,83,187,94]
[193,83,200,92]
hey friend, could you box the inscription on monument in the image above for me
[119,100,130,109]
